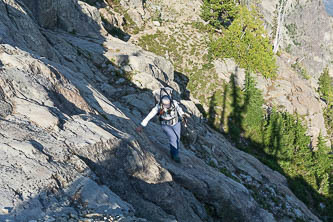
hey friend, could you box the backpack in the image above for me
[153,87,181,124]
[152,87,174,105]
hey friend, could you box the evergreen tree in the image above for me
[210,5,277,78]
[319,67,333,151]
[264,111,311,163]
[228,74,243,142]
[242,72,264,143]
[208,92,218,126]
[292,115,311,153]
[264,109,282,156]
[201,0,239,29]
[318,67,333,104]
[199,2,333,217]
[312,133,332,195]
[324,106,333,140]
[290,115,312,176]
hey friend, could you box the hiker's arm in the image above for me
[175,101,189,124]
[174,101,185,117]
[140,105,159,127]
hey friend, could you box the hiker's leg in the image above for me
[173,122,181,150]
[171,122,181,161]
[169,122,182,162]
[162,125,178,148]
[162,124,179,158]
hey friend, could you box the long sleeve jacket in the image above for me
[140,101,184,127]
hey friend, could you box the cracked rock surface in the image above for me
[0,0,321,222]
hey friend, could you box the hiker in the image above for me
[136,87,187,163]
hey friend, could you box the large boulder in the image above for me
[214,59,246,88]
[120,0,145,27]
[104,37,175,83]
[20,0,104,38]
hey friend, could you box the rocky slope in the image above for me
[260,0,333,79]
[118,0,332,146]
[258,0,333,145]
[0,0,323,222]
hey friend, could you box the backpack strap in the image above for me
[160,88,175,110]
[160,88,173,102]
[158,87,181,118]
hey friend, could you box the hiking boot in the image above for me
[170,151,181,163]
[173,155,181,163]
[170,150,174,159]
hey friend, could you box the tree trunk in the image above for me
[273,0,287,54]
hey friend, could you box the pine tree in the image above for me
[228,74,243,142]
[201,0,239,29]
[312,133,332,196]
[210,5,277,78]
[293,115,311,152]
[318,67,333,153]
[264,111,311,163]
[242,72,264,143]
[208,92,218,126]
[318,67,333,104]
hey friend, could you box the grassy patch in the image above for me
[291,62,310,80]
[285,23,297,36]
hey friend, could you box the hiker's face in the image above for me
[162,102,171,109]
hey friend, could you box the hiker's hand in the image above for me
[182,115,188,125]
[136,126,143,133]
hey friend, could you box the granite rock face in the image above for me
[259,0,333,78]
[0,1,322,222]
[20,0,104,37]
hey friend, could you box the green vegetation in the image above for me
[209,73,332,219]
[219,167,240,183]
[324,105,333,145]
[123,11,141,34]
[151,9,163,24]
[285,22,302,46]
[201,1,276,78]
[318,67,333,104]
[242,72,264,143]
[209,5,277,78]
[138,25,218,105]
[201,0,239,29]
[199,8,332,217]
[137,3,332,219]
[313,134,331,194]
[285,23,298,36]
[191,21,214,33]
[138,30,185,69]
[285,43,292,53]
[318,67,333,149]
[104,0,140,35]
[291,62,310,80]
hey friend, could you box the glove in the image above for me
[182,115,188,125]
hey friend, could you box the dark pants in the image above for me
[161,122,181,158]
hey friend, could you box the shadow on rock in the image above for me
[0,1,328,222]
